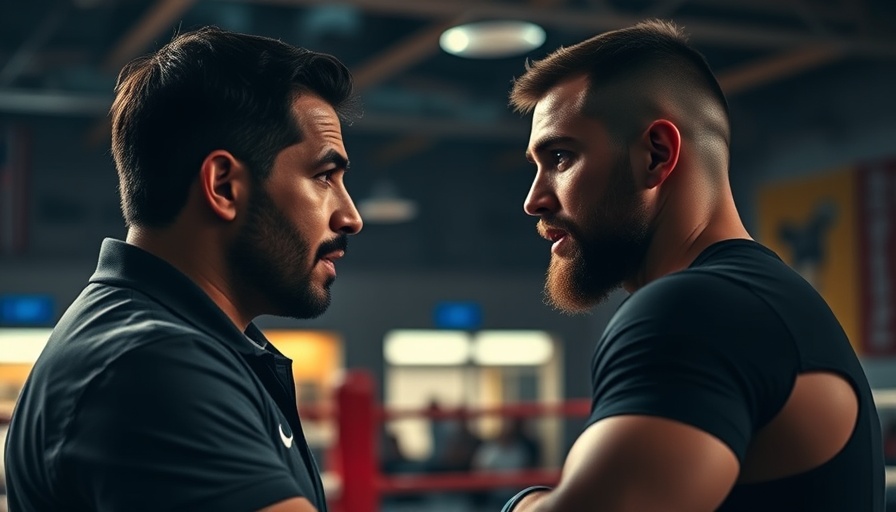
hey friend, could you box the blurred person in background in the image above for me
[502,19,884,512]
[428,403,481,474]
[422,402,482,511]
[472,418,541,507]
[4,26,362,512]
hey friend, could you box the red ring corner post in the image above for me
[335,369,378,512]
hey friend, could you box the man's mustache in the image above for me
[317,234,348,259]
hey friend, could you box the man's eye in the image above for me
[316,170,336,182]
[553,150,572,168]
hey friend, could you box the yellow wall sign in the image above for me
[757,159,896,356]
[757,166,861,353]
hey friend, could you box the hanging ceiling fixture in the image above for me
[356,178,418,224]
[439,20,546,59]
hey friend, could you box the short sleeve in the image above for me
[60,336,303,512]
[587,273,797,463]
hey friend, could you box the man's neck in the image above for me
[126,226,254,331]
[625,192,750,292]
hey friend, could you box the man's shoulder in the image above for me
[603,264,779,351]
[40,281,236,386]
[62,280,211,344]
[618,269,744,319]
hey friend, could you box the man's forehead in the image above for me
[293,96,339,129]
[293,97,346,148]
[534,75,590,114]
[527,85,616,157]
[531,76,590,134]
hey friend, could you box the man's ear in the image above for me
[641,119,681,189]
[198,150,249,222]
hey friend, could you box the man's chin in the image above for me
[545,273,595,315]
[298,289,331,319]
[269,284,331,320]
[284,300,330,320]
[544,261,614,314]
[544,285,600,315]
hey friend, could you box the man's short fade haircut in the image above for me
[509,19,730,146]
[111,26,359,228]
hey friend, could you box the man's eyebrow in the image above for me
[525,135,576,163]
[314,148,350,170]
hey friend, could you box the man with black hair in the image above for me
[5,26,362,512]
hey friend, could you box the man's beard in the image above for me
[228,185,346,320]
[543,157,651,314]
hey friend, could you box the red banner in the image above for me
[857,159,896,356]
[0,125,31,256]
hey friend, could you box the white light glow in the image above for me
[439,20,546,59]
[440,29,470,55]
[0,328,53,364]
[358,179,418,224]
[357,197,418,224]
[471,330,553,366]
[384,330,472,366]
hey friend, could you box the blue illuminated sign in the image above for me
[0,294,55,325]
[433,301,482,330]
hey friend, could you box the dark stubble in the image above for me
[228,184,346,320]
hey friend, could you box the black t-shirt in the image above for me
[588,239,884,511]
[4,239,328,511]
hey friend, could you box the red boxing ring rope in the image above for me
[321,370,591,512]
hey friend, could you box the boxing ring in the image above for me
[311,370,591,512]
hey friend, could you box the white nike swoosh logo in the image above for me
[279,423,293,449]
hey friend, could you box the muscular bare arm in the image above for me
[510,415,739,512]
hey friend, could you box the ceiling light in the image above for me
[440,20,546,59]
[357,178,418,224]
[471,330,554,366]
[384,330,472,366]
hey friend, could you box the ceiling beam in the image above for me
[351,0,564,168]
[101,0,200,72]
[87,0,200,146]
[0,0,865,147]
[370,136,435,167]
[0,88,529,141]
[352,17,468,92]
[349,113,528,141]
[236,0,896,56]
[0,45,841,131]
[0,1,70,86]
[0,89,110,116]
[678,0,863,26]
[717,44,844,95]
[349,15,468,168]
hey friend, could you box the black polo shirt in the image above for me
[4,238,328,511]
